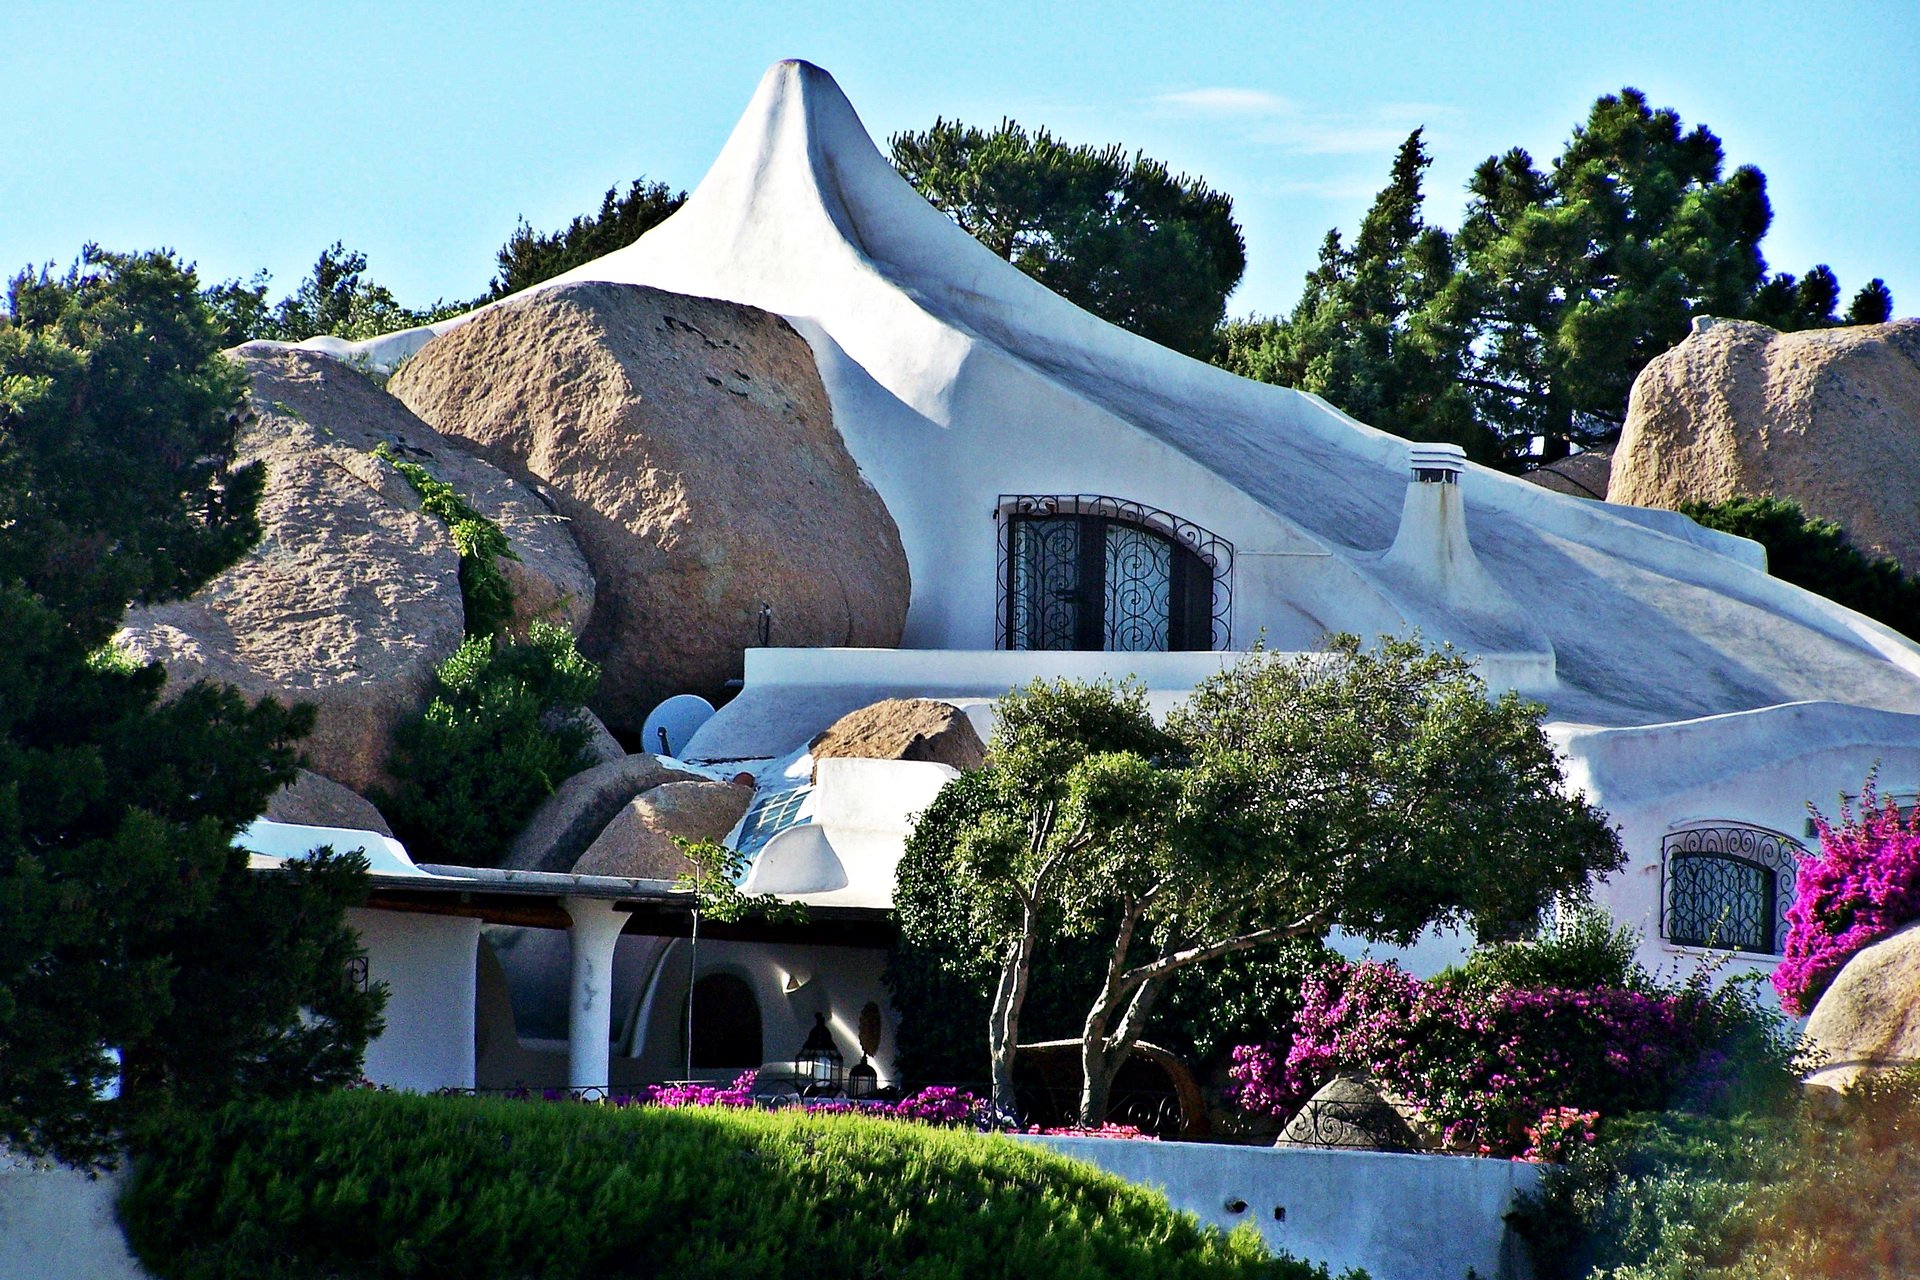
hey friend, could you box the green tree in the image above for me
[891,119,1246,359]
[0,247,382,1166]
[1218,131,1489,458]
[1846,278,1895,325]
[1237,90,1896,468]
[901,637,1622,1123]
[379,621,600,868]
[1452,89,1777,460]
[489,178,686,299]
[205,243,466,345]
[1679,495,1920,638]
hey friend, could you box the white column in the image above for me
[564,897,631,1091]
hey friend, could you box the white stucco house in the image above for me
[267,60,1920,1103]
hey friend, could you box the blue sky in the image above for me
[4,1,1915,321]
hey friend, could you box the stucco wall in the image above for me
[1562,704,1920,986]
[1023,1137,1541,1280]
[0,1157,147,1280]
[350,908,480,1091]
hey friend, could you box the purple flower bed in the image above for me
[502,1073,1006,1130]
[1228,959,1723,1157]
[1773,785,1920,1015]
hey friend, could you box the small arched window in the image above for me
[688,973,762,1069]
[998,495,1231,652]
[1661,825,1802,955]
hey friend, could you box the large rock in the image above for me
[570,779,755,879]
[1804,920,1920,1092]
[809,698,985,777]
[1522,448,1612,500]
[501,754,698,874]
[1610,318,1920,569]
[1276,1075,1418,1152]
[388,282,912,731]
[264,768,393,836]
[117,350,595,793]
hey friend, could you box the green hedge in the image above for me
[1512,1076,1920,1278]
[121,1091,1335,1280]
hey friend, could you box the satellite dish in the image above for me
[642,694,716,758]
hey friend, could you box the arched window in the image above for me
[998,495,1232,651]
[688,973,762,1069]
[1661,825,1803,955]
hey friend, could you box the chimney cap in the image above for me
[1409,443,1466,483]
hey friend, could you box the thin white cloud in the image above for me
[1153,86,1458,157]
[1155,87,1295,115]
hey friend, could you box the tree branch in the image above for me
[1118,912,1329,987]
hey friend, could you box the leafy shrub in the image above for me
[380,622,598,867]
[121,1090,1337,1280]
[1442,905,1650,994]
[1679,495,1920,638]
[1514,1074,1920,1279]
[1230,955,1795,1156]
[373,442,517,638]
[1774,783,1920,1014]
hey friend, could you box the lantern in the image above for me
[793,1012,843,1096]
[847,1000,883,1099]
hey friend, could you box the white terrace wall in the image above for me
[0,1157,147,1280]
[1024,1137,1542,1280]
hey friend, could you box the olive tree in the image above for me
[901,636,1623,1124]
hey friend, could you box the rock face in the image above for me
[501,754,698,874]
[388,282,912,731]
[1610,318,1920,569]
[570,779,755,879]
[1276,1075,1418,1151]
[117,349,594,794]
[265,768,394,836]
[1804,921,1920,1091]
[1522,449,1612,500]
[809,698,985,776]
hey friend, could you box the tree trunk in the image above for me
[1077,972,1170,1127]
[986,903,1040,1119]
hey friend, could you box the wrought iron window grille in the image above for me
[1659,825,1803,955]
[994,494,1234,651]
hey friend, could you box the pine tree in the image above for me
[1219,132,1489,458]
[1,247,382,1167]
[892,119,1246,359]
[489,179,686,298]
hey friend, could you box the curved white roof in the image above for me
[320,59,1920,732]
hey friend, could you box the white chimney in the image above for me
[1384,442,1489,594]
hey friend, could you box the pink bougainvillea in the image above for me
[1026,1123,1157,1141]
[1228,960,1724,1157]
[1773,786,1920,1015]
[1521,1107,1599,1163]
[639,1071,759,1108]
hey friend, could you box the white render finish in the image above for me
[564,897,632,1089]
[348,907,480,1091]
[1023,1136,1541,1280]
[300,60,1920,987]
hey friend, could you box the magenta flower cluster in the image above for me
[1772,787,1920,1015]
[544,1074,1000,1129]
[635,1072,759,1109]
[1228,960,1718,1157]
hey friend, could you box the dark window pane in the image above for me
[1009,516,1084,650]
[1104,521,1173,651]
[690,973,762,1068]
[1667,855,1773,952]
